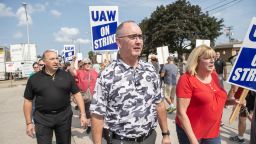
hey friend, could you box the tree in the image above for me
[139,0,223,56]
[88,51,94,60]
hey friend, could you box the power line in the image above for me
[207,0,241,12]
[210,0,243,13]
[204,0,230,10]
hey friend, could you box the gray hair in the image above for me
[116,20,137,37]
[42,49,58,60]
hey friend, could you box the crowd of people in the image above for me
[23,20,256,144]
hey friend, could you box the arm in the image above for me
[160,72,165,78]
[74,57,79,70]
[156,101,171,144]
[73,92,89,127]
[176,98,198,144]
[91,113,104,144]
[223,66,227,81]
[227,85,238,99]
[69,57,79,76]
[23,98,34,138]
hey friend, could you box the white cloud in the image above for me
[50,9,61,17]
[212,12,221,18]
[32,3,47,12]
[76,38,90,44]
[13,32,23,39]
[16,6,33,26]
[0,3,15,17]
[16,2,48,26]
[54,27,80,43]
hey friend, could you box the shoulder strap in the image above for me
[87,71,91,88]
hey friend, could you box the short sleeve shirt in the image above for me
[176,71,227,139]
[24,68,80,112]
[90,58,163,138]
[214,58,226,74]
[161,63,179,85]
[75,69,98,94]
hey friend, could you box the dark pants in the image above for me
[111,130,156,144]
[176,124,221,144]
[85,101,91,118]
[34,106,73,144]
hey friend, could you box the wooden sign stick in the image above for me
[229,88,249,124]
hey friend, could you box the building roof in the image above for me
[214,41,242,49]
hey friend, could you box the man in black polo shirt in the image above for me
[214,52,227,88]
[23,50,89,144]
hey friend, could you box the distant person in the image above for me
[90,20,171,144]
[29,62,40,77]
[38,58,45,70]
[70,58,98,134]
[228,49,239,65]
[160,56,179,114]
[150,55,160,74]
[178,55,187,75]
[214,52,227,88]
[23,50,89,144]
[176,45,240,144]
[62,62,71,72]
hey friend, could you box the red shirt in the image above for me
[75,69,98,94]
[176,71,227,139]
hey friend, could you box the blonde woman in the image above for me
[175,45,236,144]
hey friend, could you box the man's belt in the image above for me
[112,129,154,142]
[37,106,69,114]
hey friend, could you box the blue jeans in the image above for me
[176,124,221,144]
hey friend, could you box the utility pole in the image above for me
[22,2,29,44]
[22,2,30,62]
[224,26,234,43]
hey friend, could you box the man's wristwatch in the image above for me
[162,130,170,136]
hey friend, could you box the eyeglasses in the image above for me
[39,64,44,66]
[117,34,143,40]
[33,66,39,68]
[84,63,91,65]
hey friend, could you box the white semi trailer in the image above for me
[10,43,37,78]
[0,46,11,80]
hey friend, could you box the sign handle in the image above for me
[229,88,249,124]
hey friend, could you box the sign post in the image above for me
[157,46,169,65]
[227,17,256,124]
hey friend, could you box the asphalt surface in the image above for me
[0,71,252,144]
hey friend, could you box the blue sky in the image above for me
[0,0,255,57]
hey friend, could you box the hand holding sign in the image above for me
[227,17,256,124]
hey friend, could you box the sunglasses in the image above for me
[39,64,44,66]
[84,63,91,65]
[33,66,39,68]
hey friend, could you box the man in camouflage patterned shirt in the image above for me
[90,21,171,144]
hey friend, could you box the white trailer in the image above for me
[0,46,11,80]
[10,43,37,78]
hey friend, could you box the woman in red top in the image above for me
[71,58,98,133]
[176,45,238,144]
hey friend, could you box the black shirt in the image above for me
[214,58,226,74]
[24,68,80,112]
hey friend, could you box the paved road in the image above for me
[0,77,252,144]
